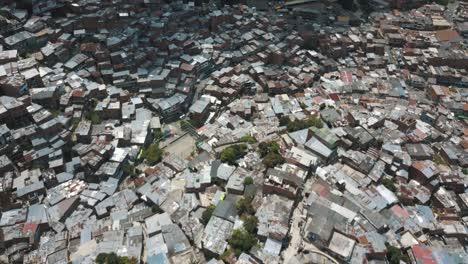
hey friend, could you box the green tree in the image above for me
[220,147,237,165]
[382,178,397,193]
[201,205,215,225]
[262,152,285,168]
[220,144,247,165]
[243,216,258,234]
[95,253,137,264]
[462,168,468,175]
[85,111,102,125]
[258,141,280,157]
[286,116,323,132]
[244,177,254,186]
[386,244,410,264]
[141,143,164,165]
[154,129,164,140]
[228,229,257,256]
[237,197,254,215]
[122,163,135,177]
[96,253,107,264]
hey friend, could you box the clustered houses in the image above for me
[0,0,467,264]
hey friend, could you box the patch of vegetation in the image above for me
[242,215,258,234]
[228,229,257,257]
[153,129,164,140]
[122,163,135,177]
[236,197,254,216]
[141,143,164,165]
[220,248,235,262]
[281,116,323,132]
[385,244,410,264]
[96,253,138,264]
[462,168,468,175]
[258,141,280,157]
[70,118,81,131]
[201,205,215,225]
[433,152,447,165]
[258,141,285,168]
[50,109,61,117]
[243,177,254,186]
[240,135,256,144]
[84,111,101,125]
[180,119,199,129]
[263,152,285,168]
[382,178,397,193]
[220,144,248,165]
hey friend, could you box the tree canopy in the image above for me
[228,229,257,256]
[243,177,254,186]
[258,141,285,168]
[141,143,164,165]
[220,144,248,165]
[96,253,137,264]
[236,197,254,215]
[243,215,258,234]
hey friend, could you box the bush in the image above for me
[228,229,257,256]
[220,144,248,165]
[462,168,468,175]
[244,177,254,186]
[201,205,215,225]
[141,143,164,165]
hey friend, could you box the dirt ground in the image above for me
[163,134,196,159]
